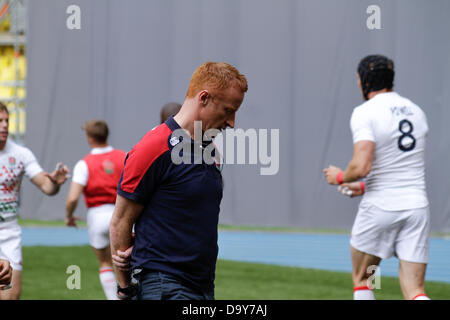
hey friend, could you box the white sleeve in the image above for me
[350,108,375,143]
[22,148,44,179]
[72,160,88,186]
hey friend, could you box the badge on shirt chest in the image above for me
[8,157,16,169]
[170,136,180,146]
[102,160,115,175]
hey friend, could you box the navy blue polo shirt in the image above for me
[117,116,223,292]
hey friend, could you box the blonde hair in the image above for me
[186,62,248,98]
[82,120,109,143]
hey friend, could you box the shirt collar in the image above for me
[165,115,181,132]
[373,91,398,99]
[91,145,113,155]
[165,115,214,147]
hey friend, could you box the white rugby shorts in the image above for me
[86,204,115,249]
[0,218,22,271]
[350,200,430,263]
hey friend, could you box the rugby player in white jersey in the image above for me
[0,103,69,299]
[324,55,431,300]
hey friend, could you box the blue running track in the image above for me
[21,227,450,283]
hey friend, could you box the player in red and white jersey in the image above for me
[324,55,431,300]
[65,120,126,300]
[0,103,69,300]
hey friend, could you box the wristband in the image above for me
[360,181,365,194]
[117,283,138,300]
[336,172,344,184]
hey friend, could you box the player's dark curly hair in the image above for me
[357,55,394,100]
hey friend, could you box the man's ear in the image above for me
[198,90,210,107]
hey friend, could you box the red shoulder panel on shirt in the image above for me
[120,123,172,193]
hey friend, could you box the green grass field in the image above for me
[21,246,450,300]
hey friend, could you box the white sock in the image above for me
[354,286,375,300]
[99,267,118,300]
[412,294,431,300]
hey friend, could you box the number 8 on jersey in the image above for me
[398,119,416,152]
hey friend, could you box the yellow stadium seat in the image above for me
[4,47,13,56]
[0,56,9,69]
[17,87,25,99]
[2,66,15,82]
[0,15,11,32]
[8,109,16,134]
[19,109,25,134]
[0,86,12,98]
[18,56,26,79]
[0,43,27,134]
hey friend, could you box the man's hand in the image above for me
[66,215,81,227]
[110,195,143,288]
[323,165,343,185]
[33,163,71,196]
[338,181,365,197]
[45,162,70,186]
[0,259,12,290]
[112,246,133,272]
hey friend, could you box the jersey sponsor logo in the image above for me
[102,160,115,175]
[170,136,180,146]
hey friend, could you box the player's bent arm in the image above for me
[31,172,60,195]
[65,182,84,221]
[342,140,374,182]
[110,194,144,288]
[31,164,70,196]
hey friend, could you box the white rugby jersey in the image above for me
[0,140,43,221]
[350,91,428,211]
